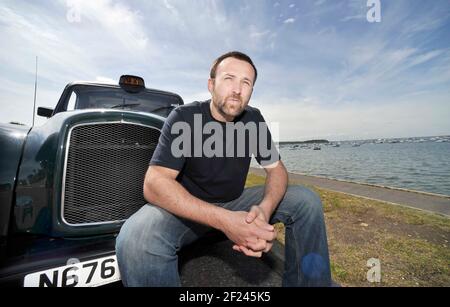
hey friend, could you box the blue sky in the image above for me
[1,0,449,141]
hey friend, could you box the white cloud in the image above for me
[255,95,450,141]
[180,91,211,104]
[0,0,449,140]
[0,78,61,126]
[315,0,326,6]
[96,76,117,84]
[250,29,271,39]
[283,18,295,24]
[407,50,443,68]
[403,11,449,35]
[340,14,365,22]
[69,0,150,52]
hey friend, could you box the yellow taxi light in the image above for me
[119,75,145,88]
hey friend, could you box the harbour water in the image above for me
[263,136,450,197]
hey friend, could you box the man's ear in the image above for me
[207,78,214,94]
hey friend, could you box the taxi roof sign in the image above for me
[119,75,145,89]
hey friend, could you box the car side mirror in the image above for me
[37,107,54,118]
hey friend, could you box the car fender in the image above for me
[0,123,31,238]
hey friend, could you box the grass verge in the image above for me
[245,172,450,287]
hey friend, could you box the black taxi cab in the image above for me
[0,75,183,287]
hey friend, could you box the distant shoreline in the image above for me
[277,134,450,144]
[279,139,329,145]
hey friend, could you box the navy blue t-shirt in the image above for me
[150,100,280,203]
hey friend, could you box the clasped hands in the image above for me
[224,205,277,258]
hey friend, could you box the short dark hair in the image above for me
[210,51,258,84]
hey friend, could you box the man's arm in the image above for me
[234,161,288,256]
[143,165,224,229]
[143,165,276,249]
[258,160,288,220]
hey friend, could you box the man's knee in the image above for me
[285,185,324,220]
[115,205,182,286]
[123,204,179,246]
[116,205,177,266]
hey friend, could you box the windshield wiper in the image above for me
[110,103,141,109]
[150,105,177,113]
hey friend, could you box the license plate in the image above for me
[23,255,121,287]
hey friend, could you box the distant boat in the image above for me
[313,146,321,150]
[351,143,361,147]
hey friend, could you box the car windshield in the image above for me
[66,85,182,117]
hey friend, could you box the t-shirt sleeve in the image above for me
[254,109,281,167]
[149,108,186,171]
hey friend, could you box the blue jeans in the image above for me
[115,185,331,287]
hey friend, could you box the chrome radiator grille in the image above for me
[63,122,160,225]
